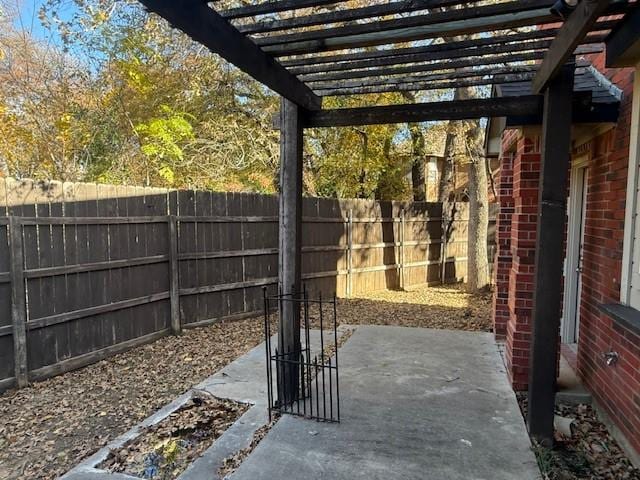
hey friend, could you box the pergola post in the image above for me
[527,61,575,445]
[278,97,304,404]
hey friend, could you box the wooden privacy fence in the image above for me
[0,184,495,392]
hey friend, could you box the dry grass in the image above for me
[0,284,492,480]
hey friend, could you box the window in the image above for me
[621,65,640,308]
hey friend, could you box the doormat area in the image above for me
[99,393,249,479]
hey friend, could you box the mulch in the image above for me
[0,284,491,480]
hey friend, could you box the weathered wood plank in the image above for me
[303,96,543,127]
[9,217,27,387]
[527,62,575,446]
[532,0,611,93]
[168,216,181,334]
[239,0,467,34]
[606,5,640,68]
[262,7,555,55]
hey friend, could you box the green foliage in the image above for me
[2,0,453,199]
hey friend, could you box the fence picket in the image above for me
[0,188,497,391]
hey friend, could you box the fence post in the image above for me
[440,205,448,285]
[346,209,353,298]
[168,215,181,335]
[400,209,405,290]
[9,216,28,387]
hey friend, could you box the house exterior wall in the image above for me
[573,59,640,456]
[494,55,640,455]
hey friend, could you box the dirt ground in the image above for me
[0,284,492,480]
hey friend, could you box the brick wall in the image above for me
[504,130,542,391]
[492,150,514,339]
[495,53,640,454]
[572,56,640,455]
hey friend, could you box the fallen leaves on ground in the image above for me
[0,284,491,480]
[519,395,640,480]
[336,283,492,331]
[0,317,267,480]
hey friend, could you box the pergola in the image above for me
[139,0,638,446]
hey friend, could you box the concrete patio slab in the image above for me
[230,326,540,480]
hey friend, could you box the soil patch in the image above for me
[100,393,248,479]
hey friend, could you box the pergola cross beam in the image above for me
[532,0,612,93]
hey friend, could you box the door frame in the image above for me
[562,156,589,344]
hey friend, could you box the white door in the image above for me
[562,166,588,344]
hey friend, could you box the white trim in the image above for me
[562,162,588,343]
[620,64,640,304]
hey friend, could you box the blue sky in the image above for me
[13,0,73,45]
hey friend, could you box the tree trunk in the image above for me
[401,92,426,202]
[439,86,490,292]
[467,154,490,293]
[409,124,426,201]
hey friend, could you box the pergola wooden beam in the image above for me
[309,64,543,91]
[532,0,612,94]
[219,0,345,20]
[301,96,543,127]
[262,8,556,56]
[314,72,538,97]
[289,37,604,77]
[238,0,468,34]
[256,0,553,47]
[299,51,546,83]
[279,22,615,68]
[606,5,640,67]
[138,0,322,111]
[280,28,613,75]
[528,61,576,445]
[278,98,303,405]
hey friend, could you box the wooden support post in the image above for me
[168,215,181,335]
[9,216,28,387]
[278,97,303,404]
[400,209,406,290]
[527,61,575,446]
[346,209,353,298]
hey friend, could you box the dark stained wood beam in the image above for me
[138,0,322,110]
[528,61,575,446]
[256,0,553,47]
[310,64,542,91]
[299,51,546,83]
[261,7,556,56]
[237,0,467,34]
[279,21,615,67]
[303,96,543,127]
[532,0,611,94]
[219,0,345,20]
[606,6,640,67]
[289,37,604,77]
[314,71,539,97]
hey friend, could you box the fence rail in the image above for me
[0,185,495,392]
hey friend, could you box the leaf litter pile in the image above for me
[518,394,640,480]
[0,284,490,480]
[100,393,248,479]
[335,283,492,331]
